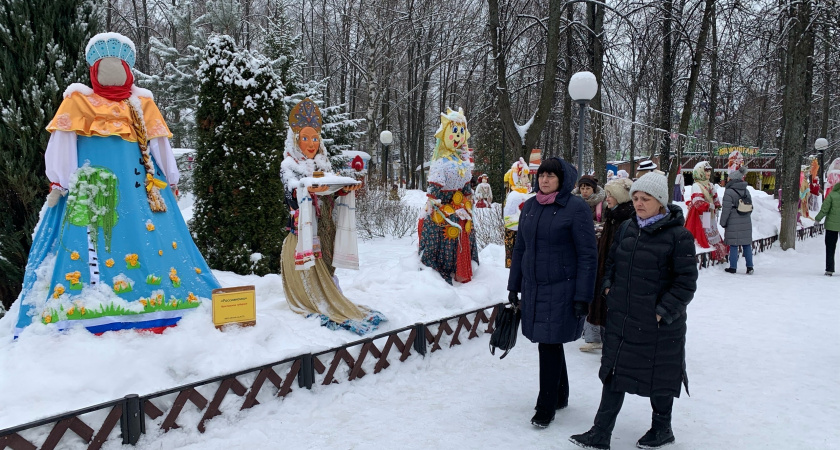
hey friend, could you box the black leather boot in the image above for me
[636,412,675,448]
[569,426,611,449]
[530,408,555,428]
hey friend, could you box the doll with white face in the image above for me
[279,98,384,335]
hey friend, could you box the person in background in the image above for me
[580,177,634,353]
[719,166,754,274]
[606,170,616,182]
[809,174,822,212]
[474,173,493,208]
[570,171,698,450]
[574,175,607,231]
[815,175,840,276]
[507,157,597,429]
[673,166,685,202]
[616,170,629,179]
[636,160,657,176]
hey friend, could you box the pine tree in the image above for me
[264,2,302,96]
[288,79,366,172]
[140,2,206,148]
[322,102,366,175]
[191,35,287,276]
[0,0,99,308]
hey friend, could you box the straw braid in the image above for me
[126,98,167,212]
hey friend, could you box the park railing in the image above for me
[695,223,824,269]
[0,223,827,449]
[0,305,500,450]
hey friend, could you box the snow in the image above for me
[677,184,820,254]
[516,113,535,142]
[171,148,196,157]
[1,189,837,450]
[113,238,840,449]
[340,150,371,161]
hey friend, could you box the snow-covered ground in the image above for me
[0,187,510,431]
[107,236,837,450]
[1,187,836,450]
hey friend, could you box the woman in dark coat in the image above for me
[580,177,635,353]
[571,171,698,450]
[719,166,754,274]
[507,157,598,428]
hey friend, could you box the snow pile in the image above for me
[679,184,804,253]
[120,237,839,450]
[0,237,511,429]
[0,187,828,440]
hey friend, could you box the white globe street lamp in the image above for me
[380,130,393,184]
[815,138,828,198]
[568,71,598,172]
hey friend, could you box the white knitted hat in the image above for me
[604,178,633,204]
[630,170,669,208]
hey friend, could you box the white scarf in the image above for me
[283,130,359,271]
[294,186,317,271]
[332,192,359,270]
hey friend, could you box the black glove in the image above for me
[508,291,519,307]
[573,301,589,319]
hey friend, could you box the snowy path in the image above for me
[104,236,839,450]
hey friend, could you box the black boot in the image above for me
[636,413,675,449]
[556,396,568,410]
[530,408,555,428]
[569,426,611,449]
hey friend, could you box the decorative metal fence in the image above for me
[0,305,499,450]
[0,224,826,449]
[695,223,824,269]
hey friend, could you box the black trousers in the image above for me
[593,382,674,433]
[536,343,569,412]
[826,230,838,273]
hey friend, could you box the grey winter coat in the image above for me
[719,180,753,246]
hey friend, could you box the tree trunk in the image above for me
[587,0,607,183]
[489,0,563,160]
[706,4,718,161]
[522,0,564,160]
[671,0,714,200]
[779,0,815,250]
[561,4,574,163]
[656,0,674,194]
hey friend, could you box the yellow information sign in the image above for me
[212,285,256,329]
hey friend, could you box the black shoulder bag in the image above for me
[489,302,521,359]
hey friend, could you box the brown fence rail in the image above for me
[695,223,824,269]
[0,224,826,449]
[0,304,499,450]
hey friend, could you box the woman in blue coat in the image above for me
[507,157,598,428]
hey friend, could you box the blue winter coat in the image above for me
[507,159,598,344]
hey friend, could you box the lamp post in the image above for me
[568,71,599,173]
[380,130,393,185]
[815,137,828,199]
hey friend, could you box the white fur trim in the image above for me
[131,85,154,99]
[63,83,94,98]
